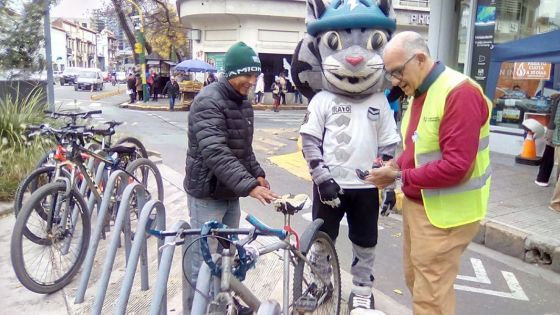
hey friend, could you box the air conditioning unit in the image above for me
[190,29,201,42]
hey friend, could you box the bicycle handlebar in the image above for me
[44,110,102,121]
[148,215,287,240]
[245,214,287,240]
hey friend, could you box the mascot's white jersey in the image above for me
[300,90,400,189]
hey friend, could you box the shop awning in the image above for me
[164,61,176,66]
[147,60,159,65]
[485,29,560,98]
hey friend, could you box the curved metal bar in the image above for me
[91,182,147,315]
[115,199,166,315]
[74,170,129,304]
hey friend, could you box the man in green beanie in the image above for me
[184,41,278,312]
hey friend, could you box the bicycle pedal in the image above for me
[294,295,318,312]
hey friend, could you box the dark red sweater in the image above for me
[397,82,489,201]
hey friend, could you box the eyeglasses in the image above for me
[384,54,416,81]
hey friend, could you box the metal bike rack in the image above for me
[115,199,166,315]
[91,182,148,315]
[74,170,129,304]
[146,220,192,315]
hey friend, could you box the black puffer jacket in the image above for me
[184,77,265,200]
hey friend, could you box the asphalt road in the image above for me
[53,83,560,315]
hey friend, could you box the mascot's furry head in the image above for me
[291,0,396,99]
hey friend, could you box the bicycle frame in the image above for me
[188,213,329,315]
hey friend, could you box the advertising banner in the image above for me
[206,53,225,74]
[469,0,497,88]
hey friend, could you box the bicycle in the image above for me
[14,110,149,218]
[10,125,163,294]
[149,194,341,315]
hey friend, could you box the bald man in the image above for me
[366,31,492,315]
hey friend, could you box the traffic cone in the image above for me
[515,131,541,165]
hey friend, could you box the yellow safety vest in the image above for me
[400,67,492,228]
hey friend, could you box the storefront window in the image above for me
[495,0,560,44]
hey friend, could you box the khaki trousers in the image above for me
[402,197,480,315]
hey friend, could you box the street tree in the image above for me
[0,0,55,78]
[108,0,189,64]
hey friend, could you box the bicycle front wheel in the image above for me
[292,231,341,315]
[10,182,91,294]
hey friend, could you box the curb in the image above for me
[473,219,560,273]
[90,89,124,101]
[119,102,190,111]
[119,102,307,112]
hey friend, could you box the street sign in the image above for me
[455,257,529,301]
[134,43,142,54]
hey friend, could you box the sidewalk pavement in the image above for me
[0,160,410,315]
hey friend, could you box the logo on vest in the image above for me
[423,116,440,123]
[332,105,351,114]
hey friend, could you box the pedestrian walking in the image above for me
[254,72,265,104]
[367,31,492,315]
[271,77,281,112]
[126,73,136,104]
[535,93,560,187]
[184,41,279,311]
[293,85,303,104]
[135,73,143,101]
[279,72,288,105]
[204,73,216,86]
[151,71,160,101]
[161,76,180,111]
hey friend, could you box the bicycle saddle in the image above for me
[108,144,137,155]
[273,194,311,215]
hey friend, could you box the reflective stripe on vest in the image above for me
[416,136,490,166]
[401,66,492,228]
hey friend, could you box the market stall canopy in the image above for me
[485,29,560,99]
[174,59,217,73]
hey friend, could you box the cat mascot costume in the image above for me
[293,0,400,314]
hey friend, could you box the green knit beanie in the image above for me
[224,42,261,79]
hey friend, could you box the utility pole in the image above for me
[127,0,148,103]
[43,0,55,111]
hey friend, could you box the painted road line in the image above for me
[456,258,491,284]
[268,151,311,181]
[454,258,529,301]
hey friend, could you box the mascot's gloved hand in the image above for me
[381,189,396,216]
[318,179,342,208]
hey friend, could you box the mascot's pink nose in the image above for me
[345,56,364,66]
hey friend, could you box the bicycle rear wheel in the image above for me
[116,136,149,159]
[11,182,90,294]
[292,231,341,315]
[123,158,164,235]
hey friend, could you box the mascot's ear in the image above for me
[305,0,329,24]
[291,35,324,100]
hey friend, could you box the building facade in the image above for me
[96,29,118,71]
[52,18,98,68]
[178,0,429,89]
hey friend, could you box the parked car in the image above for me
[60,67,82,85]
[74,68,104,91]
[116,71,127,83]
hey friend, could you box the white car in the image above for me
[74,69,104,91]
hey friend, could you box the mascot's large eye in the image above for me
[367,31,387,50]
[323,31,342,50]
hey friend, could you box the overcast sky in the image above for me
[51,0,102,18]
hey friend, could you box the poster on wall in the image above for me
[513,62,552,80]
[206,53,225,74]
[469,0,497,88]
